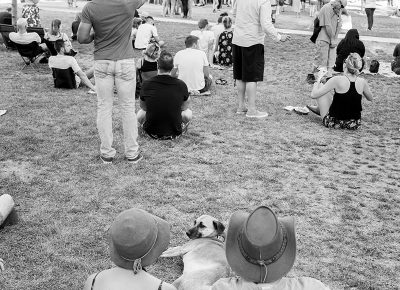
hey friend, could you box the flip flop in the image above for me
[215,78,228,85]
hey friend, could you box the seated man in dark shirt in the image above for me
[137,50,192,140]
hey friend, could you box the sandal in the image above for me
[215,78,228,85]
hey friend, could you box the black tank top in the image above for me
[329,77,362,120]
[141,59,157,73]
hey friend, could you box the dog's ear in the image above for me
[213,220,225,234]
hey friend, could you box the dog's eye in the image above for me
[199,222,205,228]
[194,220,197,225]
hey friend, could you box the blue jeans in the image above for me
[94,59,139,159]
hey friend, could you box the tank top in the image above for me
[329,76,362,120]
[90,272,164,290]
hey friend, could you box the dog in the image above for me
[161,215,230,290]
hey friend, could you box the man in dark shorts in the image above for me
[78,0,146,164]
[137,51,192,140]
[232,0,290,118]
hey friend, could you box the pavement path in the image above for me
[0,0,398,43]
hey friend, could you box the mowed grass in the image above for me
[1,6,400,290]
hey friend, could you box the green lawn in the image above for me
[0,5,400,290]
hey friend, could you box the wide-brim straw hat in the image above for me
[109,208,170,271]
[225,206,296,283]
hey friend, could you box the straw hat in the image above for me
[225,206,296,283]
[109,208,170,273]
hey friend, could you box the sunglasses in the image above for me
[341,4,344,8]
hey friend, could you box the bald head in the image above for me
[16,18,28,33]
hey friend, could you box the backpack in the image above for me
[369,60,380,73]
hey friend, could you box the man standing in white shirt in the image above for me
[172,35,212,95]
[232,0,290,118]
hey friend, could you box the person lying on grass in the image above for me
[308,53,373,130]
[48,39,96,92]
[83,208,176,290]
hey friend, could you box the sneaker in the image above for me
[200,91,211,96]
[126,153,143,164]
[236,108,248,114]
[100,155,113,164]
[246,111,269,118]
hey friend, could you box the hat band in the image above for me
[119,218,159,274]
[237,223,288,282]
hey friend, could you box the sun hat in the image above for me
[109,208,170,273]
[225,206,296,283]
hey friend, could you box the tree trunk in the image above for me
[12,0,18,25]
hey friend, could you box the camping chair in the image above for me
[0,24,16,50]
[26,27,45,43]
[52,67,77,89]
[13,41,46,71]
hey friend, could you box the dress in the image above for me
[22,3,41,27]
[217,30,233,66]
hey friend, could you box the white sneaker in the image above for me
[200,91,211,96]
[246,111,269,118]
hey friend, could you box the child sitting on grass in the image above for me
[190,19,215,66]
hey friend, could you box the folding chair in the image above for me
[44,39,57,56]
[13,41,46,71]
[0,24,16,50]
[26,27,45,43]
[52,67,77,89]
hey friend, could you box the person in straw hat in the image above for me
[211,206,330,290]
[83,208,176,290]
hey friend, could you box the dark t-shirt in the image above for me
[81,0,141,61]
[140,75,189,137]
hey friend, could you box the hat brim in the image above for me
[110,214,170,269]
[226,211,296,283]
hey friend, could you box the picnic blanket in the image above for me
[362,62,400,78]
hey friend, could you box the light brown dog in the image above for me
[161,215,230,290]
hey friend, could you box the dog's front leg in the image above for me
[160,246,185,257]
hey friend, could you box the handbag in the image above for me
[310,17,322,43]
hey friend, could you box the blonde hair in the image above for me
[345,53,362,75]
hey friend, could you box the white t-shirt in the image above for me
[48,55,81,73]
[9,32,41,44]
[211,24,225,39]
[190,30,215,55]
[212,277,331,290]
[135,23,158,49]
[49,55,82,87]
[174,48,209,91]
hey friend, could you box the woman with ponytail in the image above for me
[308,53,373,130]
[83,208,176,290]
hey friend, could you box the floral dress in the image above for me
[22,4,41,27]
[217,30,233,67]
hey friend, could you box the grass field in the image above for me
[0,4,400,290]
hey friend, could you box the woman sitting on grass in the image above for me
[334,29,365,73]
[83,208,176,290]
[308,53,373,130]
[44,19,76,55]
